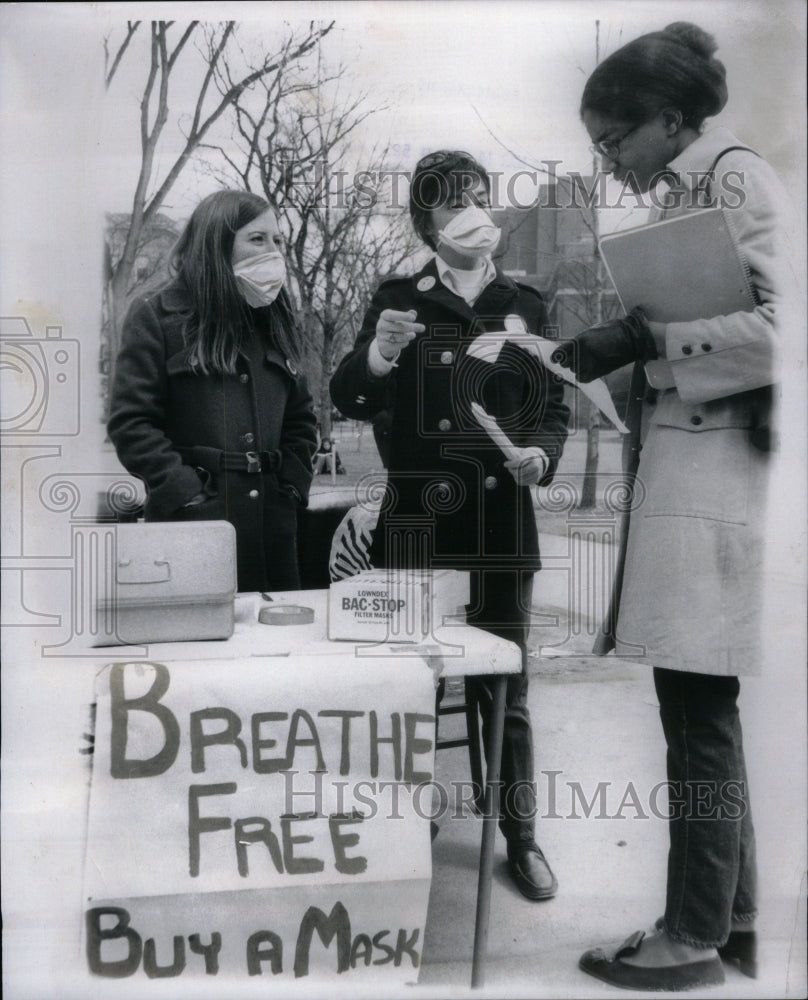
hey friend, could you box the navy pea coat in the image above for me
[330,258,570,573]
[108,283,317,592]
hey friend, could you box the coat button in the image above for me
[438,418,452,432]
[242,432,255,445]
[484,475,498,490]
[240,373,249,383]
[690,415,703,426]
[681,345,693,355]
[249,489,259,499]
[440,351,454,365]
[701,343,712,352]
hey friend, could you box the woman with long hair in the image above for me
[109,190,317,593]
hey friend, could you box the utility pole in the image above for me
[579,19,602,508]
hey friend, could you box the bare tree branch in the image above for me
[142,21,334,227]
[200,52,420,432]
[104,20,141,88]
[103,18,335,418]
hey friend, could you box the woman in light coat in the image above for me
[553,21,789,992]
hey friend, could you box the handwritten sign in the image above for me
[83,655,436,984]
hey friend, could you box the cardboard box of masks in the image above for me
[328,568,469,642]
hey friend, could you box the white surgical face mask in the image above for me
[232,251,286,307]
[437,205,501,258]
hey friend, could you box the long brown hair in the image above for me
[170,190,301,373]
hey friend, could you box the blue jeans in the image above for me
[654,667,757,948]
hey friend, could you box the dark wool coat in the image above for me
[108,283,317,592]
[330,259,570,573]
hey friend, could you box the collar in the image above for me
[435,254,496,303]
[154,281,193,314]
[665,127,746,191]
[411,258,518,320]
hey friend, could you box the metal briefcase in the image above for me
[97,520,237,645]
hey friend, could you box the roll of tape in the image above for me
[258,604,315,626]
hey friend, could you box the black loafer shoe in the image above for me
[507,845,558,900]
[579,931,725,992]
[718,930,757,979]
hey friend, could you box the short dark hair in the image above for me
[409,151,491,250]
[581,22,727,131]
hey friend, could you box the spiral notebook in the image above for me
[598,207,758,324]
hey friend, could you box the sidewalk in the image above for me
[416,651,804,999]
[410,532,807,999]
[304,464,806,998]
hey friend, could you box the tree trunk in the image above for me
[579,396,600,508]
[318,375,333,442]
[105,259,136,418]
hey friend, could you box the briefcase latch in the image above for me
[117,558,172,585]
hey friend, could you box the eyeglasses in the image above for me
[415,150,477,171]
[589,123,643,160]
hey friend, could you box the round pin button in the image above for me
[417,276,436,291]
[286,358,298,376]
[438,418,452,432]
[249,489,259,498]
[484,476,498,490]
[440,351,454,365]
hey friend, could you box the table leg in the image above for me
[471,674,506,988]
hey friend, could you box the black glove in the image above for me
[551,308,656,383]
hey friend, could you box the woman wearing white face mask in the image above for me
[331,151,571,901]
[108,190,317,592]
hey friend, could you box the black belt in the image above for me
[179,445,281,474]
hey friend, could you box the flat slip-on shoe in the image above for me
[579,930,725,992]
[718,930,757,979]
[654,916,758,980]
[507,845,558,901]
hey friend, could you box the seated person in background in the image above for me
[313,436,345,475]
[330,149,570,901]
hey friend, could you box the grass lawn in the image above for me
[314,419,629,540]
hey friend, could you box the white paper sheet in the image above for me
[466,329,630,434]
[470,401,522,460]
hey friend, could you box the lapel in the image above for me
[474,270,520,316]
[410,258,521,332]
[411,258,476,325]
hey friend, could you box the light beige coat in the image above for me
[615,128,790,675]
